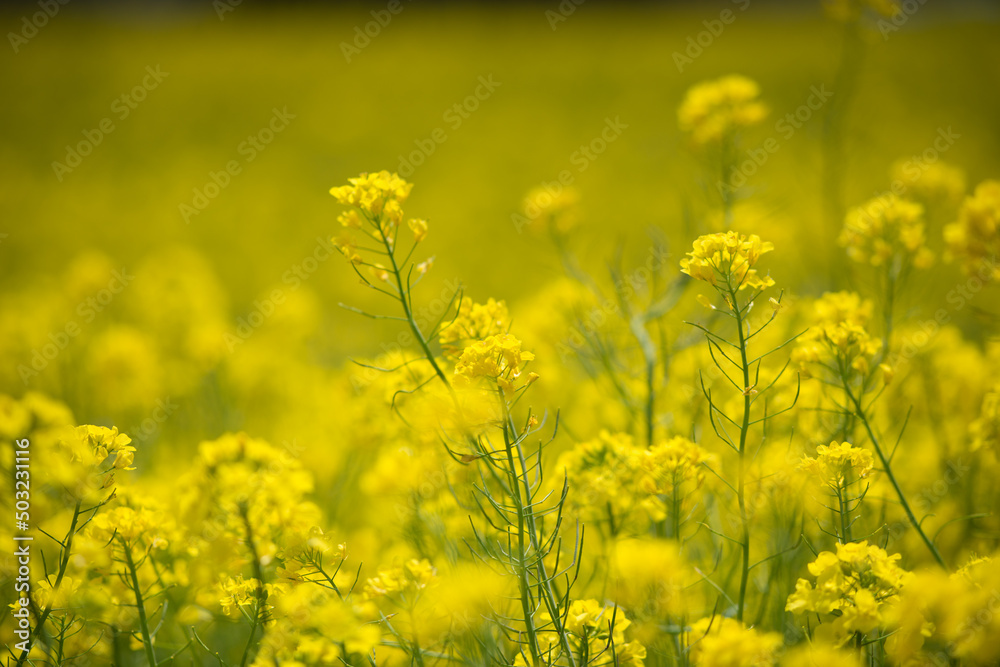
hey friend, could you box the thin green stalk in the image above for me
[123,540,158,666]
[502,395,578,667]
[730,285,753,623]
[502,417,542,667]
[645,359,656,449]
[836,485,851,544]
[844,386,946,567]
[382,225,452,391]
[239,505,268,667]
[15,501,82,667]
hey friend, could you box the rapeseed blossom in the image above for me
[680,231,775,291]
[678,75,768,146]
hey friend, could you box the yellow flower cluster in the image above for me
[252,585,381,667]
[558,431,644,528]
[786,541,909,644]
[454,333,537,395]
[87,505,170,549]
[76,424,136,470]
[329,170,413,226]
[686,616,782,667]
[970,383,999,453]
[438,297,510,359]
[889,159,966,207]
[792,292,882,377]
[678,75,768,146]
[885,555,1000,665]
[218,575,285,617]
[364,558,437,600]
[538,600,647,667]
[330,171,425,263]
[178,432,324,567]
[944,179,1000,281]
[611,539,700,620]
[639,435,714,520]
[780,642,863,667]
[680,231,775,291]
[840,193,934,268]
[799,441,874,490]
[559,432,712,531]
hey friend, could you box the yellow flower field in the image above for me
[2,2,1000,665]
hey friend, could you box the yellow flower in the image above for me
[884,556,1000,665]
[780,640,863,667]
[329,170,413,218]
[439,298,511,359]
[540,600,645,666]
[454,333,535,395]
[799,441,874,490]
[408,217,428,242]
[364,558,436,600]
[687,616,782,667]
[329,171,415,256]
[678,75,768,146]
[840,194,933,268]
[791,292,880,379]
[611,539,699,620]
[786,541,908,645]
[680,231,775,291]
[943,179,1000,281]
[889,159,966,207]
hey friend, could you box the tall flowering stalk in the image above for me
[678,75,768,223]
[793,291,947,568]
[680,231,799,622]
[331,172,592,667]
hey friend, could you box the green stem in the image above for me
[731,286,752,623]
[239,505,268,667]
[837,485,851,544]
[503,424,541,667]
[383,228,452,391]
[502,393,578,667]
[844,386,946,567]
[123,539,158,666]
[15,501,82,667]
[645,359,656,449]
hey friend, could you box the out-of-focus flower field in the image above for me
[3,1,1000,665]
